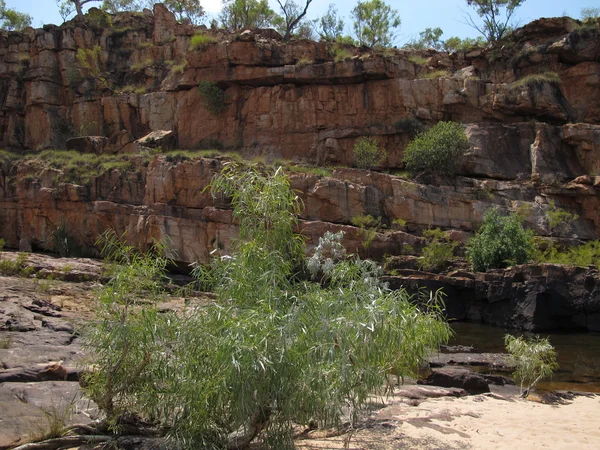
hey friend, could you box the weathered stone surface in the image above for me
[419,368,491,394]
[136,130,176,150]
[66,136,108,154]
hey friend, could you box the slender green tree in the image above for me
[0,0,32,30]
[219,0,276,30]
[83,165,452,448]
[314,3,345,41]
[163,0,204,24]
[351,0,401,48]
[464,0,525,42]
[403,27,444,50]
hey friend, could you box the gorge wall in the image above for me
[1,5,600,331]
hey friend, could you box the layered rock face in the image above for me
[1,6,600,330]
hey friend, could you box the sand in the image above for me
[296,391,600,449]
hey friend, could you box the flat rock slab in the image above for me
[429,352,513,370]
[0,381,96,449]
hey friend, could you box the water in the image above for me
[449,322,600,393]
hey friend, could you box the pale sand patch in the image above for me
[297,394,600,449]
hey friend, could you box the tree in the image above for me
[163,0,204,24]
[581,7,600,21]
[57,0,75,22]
[464,0,525,42]
[466,208,534,272]
[219,0,276,31]
[102,0,150,14]
[313,3,345,41]
[443,35,486,52]
[403,121,470,175]
[67,0,101,18]
[83,165,452,447]
[504,335,558,398]
[0,0,32,30]
[275,0,313,41]
[351,0,401,48]
[404,27,444,50]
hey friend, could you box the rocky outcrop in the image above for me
[387,263,600,332]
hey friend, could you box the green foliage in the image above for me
[403,121,469,175]
[467,208,534,272]
[284,164,332,177]
[391,217,407,230]
[0,0,32,31]
[314,3,344,41]
[543,199,578,236]
[465,0,525,42]
[85,166,451,447]
[404,27,444,50]
[408,55,428,65]
[443,35,487,52]
[31,150,135,186]
[87,7,112,28]
[274,0,314,41]
[331,43,352,62]
[82,230,172,419]
[28,397,74,442]
[418,228,457,271]
[220,0,276,30]
[351,0,401,48]
[581,7,600,21]
[164,0,204,24]
[353,136,388,170]
[0,238,4,252]
[533,240,600,268]
[189,32,217,50]
[0,253,34,277]
[295,56,313,66]
[172,60,187,74]
[512,72,560,89]
[504,334,558,397]
[419,69,450,79]
[197,81,226,114]
[351,214,383,249]
[76,46,102,77]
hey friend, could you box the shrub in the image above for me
[403,121,469,175]
[76,46,102,77]
[511,72,560,89]
[466,208,534,272]
[84,166,451,447]
[418,228,457,271]
[353,137,388,170]
[408,55,428,65]
[419,70,449,79]
[197,81,225,114]
[504,334,558,398]
[351,214,383,249]
[331,44,352,62]
[541,199,578,236]
[189,32,216,50]
[0,238,4,252]
[533,240,600,268]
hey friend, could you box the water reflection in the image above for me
[449,322,600,393]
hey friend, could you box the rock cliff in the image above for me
[1,5,600,330]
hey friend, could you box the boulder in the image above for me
[136,130,176,150]
[419,368,491,394]
[66,136,107,154]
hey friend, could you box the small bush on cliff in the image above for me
[403,121,469,175]
[505,334,558,398]
[351,214,383,249]
[189,32,216,50]
[467,208,534,272]
[197,81,226,114]
[511,72,560,89]
[533,240,600,268]
[418,228,457,272]
[353,137,388,170]
[83,165,451,447]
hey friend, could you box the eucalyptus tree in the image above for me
[275,0,313,41]
[0,0,32,29]
[351,0,401,48]
[83,164,451,448]
[464,0,525,42]
[219,0,276,31]
[314,3,345,41]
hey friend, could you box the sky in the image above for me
[8,0,596,45]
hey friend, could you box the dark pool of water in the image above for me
[449,322,600,393]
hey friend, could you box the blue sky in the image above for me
[9,0,595,45]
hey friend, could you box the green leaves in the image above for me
[504,334,558,397]
[351,0,401,48]
[467,208,534,272]
[403,121,469,175]
[353,137,388,170]
[465,0,525,42]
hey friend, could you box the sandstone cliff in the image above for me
[1,5,600,330]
